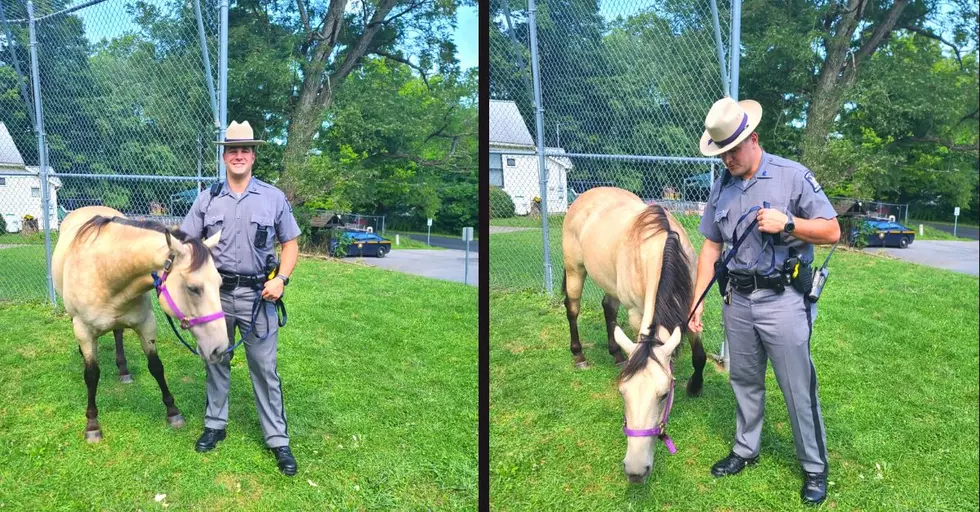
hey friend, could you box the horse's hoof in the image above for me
[687,380,703,397]
[575,361,591,370]
[120,374,134,384]
[167,414,185,429]
[85,430,102,443]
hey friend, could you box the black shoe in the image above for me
[271,446,297,476]
[195,427,226,452]
[801,471,827,505]
[711,451,759,477]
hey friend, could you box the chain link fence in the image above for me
[489,0,738,301]
[1,0,222,340]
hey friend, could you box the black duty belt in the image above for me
[729,271,787,293]
[219,271,267,290]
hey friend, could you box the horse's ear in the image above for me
[613,326,636,356]
[203,230,221,250]
[654,325,683,361]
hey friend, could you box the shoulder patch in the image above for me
[804,171,822,192]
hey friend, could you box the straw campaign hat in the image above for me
[215,120,266,146]
[699,97,762,156]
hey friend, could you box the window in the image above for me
[506,158,516,167]
[31,187,40,197]
[489,153,504,187]
[0,177,5,186]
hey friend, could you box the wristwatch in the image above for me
[783,216,795,233]
[276,274,290,286]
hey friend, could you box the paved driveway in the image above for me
[863,240,979,276]
[354,249,478,286]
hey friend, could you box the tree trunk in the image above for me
[801,0,909,187]
[279,0,403,203]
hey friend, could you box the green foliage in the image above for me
[837,216,877,249]
[328,230,354,258]
[490,186,516,218]
[0,215,6,234]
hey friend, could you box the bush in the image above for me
[490,187,515,219]
[0,215,6,234]
[838,216,876,249]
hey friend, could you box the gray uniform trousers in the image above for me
[721,285,828,474]
[203,285,289,448]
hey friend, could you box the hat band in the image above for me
[224,138,257,142]
[709,113,748,147]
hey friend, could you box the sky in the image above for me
[454,4,479,71]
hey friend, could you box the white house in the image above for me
[0,122,61,232]
[489,99,572,215]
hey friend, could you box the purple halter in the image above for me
[623,360,677,455]
[154,269,225,329]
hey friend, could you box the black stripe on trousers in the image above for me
[805,301,828,471]
[267,302,289,439]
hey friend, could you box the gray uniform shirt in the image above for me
[699,152,838,274]
[180,177,301,276]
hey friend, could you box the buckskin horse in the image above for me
[561,186,706,483]
[52,206,229,442]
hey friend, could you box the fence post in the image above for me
[527,0,553,295]
[729,0,741,99]
[193,0,218,128]
[709,0,729,96]
[217,0,228,180]
[27,0,56,307]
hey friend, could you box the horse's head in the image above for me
[158,230,229,364]
[614,324,683,484]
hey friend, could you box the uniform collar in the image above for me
[218,176,262,197]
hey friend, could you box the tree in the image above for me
[273,0,467,200]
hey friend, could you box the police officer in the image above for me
[688,98,840,505]
[180,120,301,476]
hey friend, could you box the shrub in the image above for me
[838,216,876,249]
[0,215,6,234]
[490,187,515,219]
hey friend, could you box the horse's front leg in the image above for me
[602,295,626,366]
[687,331,706,397]
[136,320,184,429]
[73,319,102,442]
[114,329,133,383]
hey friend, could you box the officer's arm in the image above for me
[693,239,723,306]
[277,238,299,279]
[788,170,841,245]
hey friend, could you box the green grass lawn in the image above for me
[0,231,58,245]
[913,224,974,241]
[489,216,564,229]
[0,257,478,510]
[910,218,979,229]
[489,248,979,510]
[387,233,447,250]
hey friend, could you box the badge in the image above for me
[804,171,822,192]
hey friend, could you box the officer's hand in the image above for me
[688,302,704,333]
[262,278,284,301]
[757,207,789,234]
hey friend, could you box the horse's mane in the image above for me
[620,203,694,382]
[72,215,210,272]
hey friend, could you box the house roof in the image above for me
[0,122,26,167]
[544,147,573,169]
[489,99,535,147]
